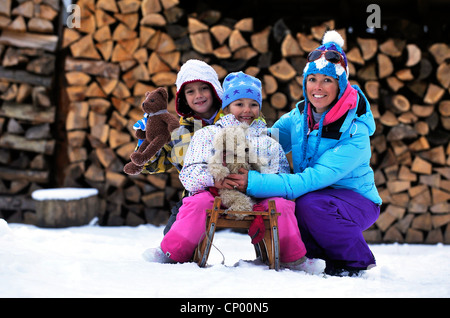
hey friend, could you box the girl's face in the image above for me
[227,98,260,124]
[305,74,339,113]
[184,81,215,118]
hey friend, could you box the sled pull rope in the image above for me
[197,229,225,266]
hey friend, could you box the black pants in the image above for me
[163,199,182,235]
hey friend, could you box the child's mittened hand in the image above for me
[248,204,266,244]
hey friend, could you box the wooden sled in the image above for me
[193,197,281,270]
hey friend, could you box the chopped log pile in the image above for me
[362,39,450,244]
[0,0,449,243]
[0,0,59,224]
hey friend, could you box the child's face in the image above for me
[184,81,215,118]
[228,98,260,125]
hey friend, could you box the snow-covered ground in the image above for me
[1,218,449,299]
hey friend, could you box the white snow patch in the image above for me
[31,188,98,201]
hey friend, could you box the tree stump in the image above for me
[32,188,100,228]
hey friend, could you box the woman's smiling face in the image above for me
[305,73,339,113]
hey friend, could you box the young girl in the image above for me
[144,72,307,268]
[130,59,224,233]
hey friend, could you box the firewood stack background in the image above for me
[0,0,60,222]
[0,0,449,244]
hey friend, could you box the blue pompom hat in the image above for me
[303,30,349,100]
[222,71,262,109]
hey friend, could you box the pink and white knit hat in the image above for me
[175,59,223,116]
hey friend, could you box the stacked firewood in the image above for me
[0,0,448,243]
[61,0,186,226]
[0,0,60,223]
[360,39,450,244]
[344,36,450,243]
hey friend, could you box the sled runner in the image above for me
[194,197,281,270]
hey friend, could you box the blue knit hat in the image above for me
[222,71,262,109]
[303,30,349,100]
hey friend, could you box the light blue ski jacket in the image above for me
[247,85,382,205]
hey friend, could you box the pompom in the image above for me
[322,30,344,48]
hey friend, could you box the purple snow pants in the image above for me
[295,188,380,269]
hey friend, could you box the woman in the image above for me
[229,31,382,277]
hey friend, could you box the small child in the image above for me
[131,59,224,233]
[144,72,307,268]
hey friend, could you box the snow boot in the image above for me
[143,247,177,263]
[324,262,365,277]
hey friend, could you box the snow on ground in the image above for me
[1,218,449,299]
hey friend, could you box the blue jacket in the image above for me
[247,85,382,205]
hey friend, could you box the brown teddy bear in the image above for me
[123,87,180,175]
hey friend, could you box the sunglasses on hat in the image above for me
[307,50,346,72]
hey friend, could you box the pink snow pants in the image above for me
[160,191,306,263]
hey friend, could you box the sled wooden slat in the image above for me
[194,197,281,270]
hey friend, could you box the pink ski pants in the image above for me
[160,191,306,263]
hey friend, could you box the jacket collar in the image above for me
[180,109,224,127]
[307,83,358,131]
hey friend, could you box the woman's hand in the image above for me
[225,168,249,192]
[214,178,237,190]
